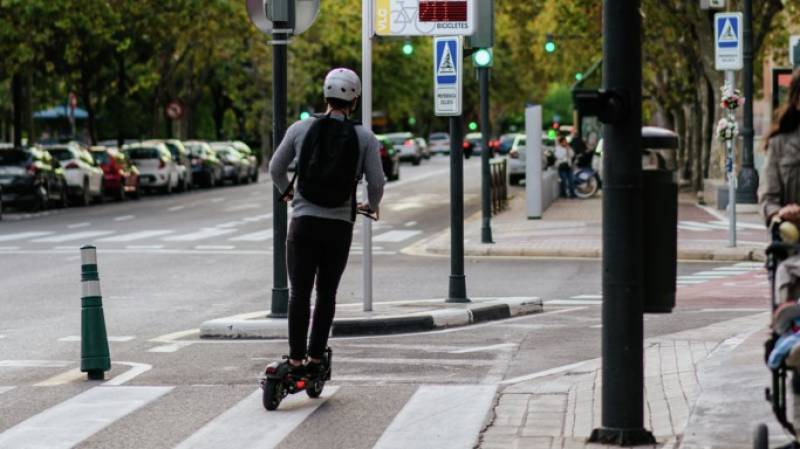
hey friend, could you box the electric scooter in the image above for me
[261,348,333,411]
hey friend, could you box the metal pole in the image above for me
[447,115,469,303]
[270,17,290,318]
[726,70,738,248]
[479,67,493,244]
[11,73,22,148]
[737,0,758,204]
[362,0,374,312]
[590,0,654,445]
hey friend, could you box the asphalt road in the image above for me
[0,156,766,449]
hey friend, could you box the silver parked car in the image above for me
[428,132,450,155]
[384,132,423,166]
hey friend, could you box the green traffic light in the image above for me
[300,111,311,120]
[402,41,414,56]
[408,117,417,126]
[544,41,556,53]
[473,48,493,67]
[468,121,478,131]
[575,72,583,81]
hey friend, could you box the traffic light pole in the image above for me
[362,0,374,312]
[270,19,290,318]
[589,0,655,445]
[479,67,493,244]
[737,0,758,204]
[448,115,469,303]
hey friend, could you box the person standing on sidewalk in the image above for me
[269,68,385,376]
[760,68,800,304]
[555,136,576,198]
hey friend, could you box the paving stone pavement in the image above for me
[478,313,767,449]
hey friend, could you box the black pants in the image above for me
[287,215,353,360]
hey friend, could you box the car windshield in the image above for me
[164,143,181,159]
[499,136,516,152]
[186,144,205,157]
[47,149,74,161]
[0,151,29,166]
[429,133,448,141]
[92,151,110,164]
[387,136,409,145]
[127,148,160,159]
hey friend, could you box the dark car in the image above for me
[90,146,141,200]
[0,146,69,211]
[184,141,224,188]
[377,135,400,182]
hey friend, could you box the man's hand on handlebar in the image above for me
[779,204,800,224]
[357,203,379,221]
[281,189,294,203]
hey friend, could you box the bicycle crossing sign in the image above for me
[434,36,462,116]
[714,12,743,70]
[374,0,475,36]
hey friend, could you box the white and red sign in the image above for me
[374,0,474,36]
[165,100,184,120]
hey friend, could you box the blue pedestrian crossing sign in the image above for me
[715,12,743,71]
[434,36,462,116]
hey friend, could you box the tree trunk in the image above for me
[116,55,127,148]
[24,70,34,143]
[11,73,23,147]
[692,95,704,193]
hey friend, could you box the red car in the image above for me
[90,146,141,200]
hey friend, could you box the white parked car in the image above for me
[428,132,450,155]
[507,134,557,185]
[384,132,423,165]
[124,142,180,194]
[44,142,104,206]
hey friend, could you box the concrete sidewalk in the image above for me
[478,312,789,449]
[412,191,769,262]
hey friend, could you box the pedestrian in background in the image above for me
[555,136,576,199]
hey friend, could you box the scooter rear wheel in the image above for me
[306,380,324,398]
[263,378,284,411]
[753,423,768,449]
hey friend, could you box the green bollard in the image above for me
[80,245,111,380]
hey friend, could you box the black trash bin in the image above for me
[641,127,679,314]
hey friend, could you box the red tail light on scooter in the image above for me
[295,379,306,389]
[265,366,277,375]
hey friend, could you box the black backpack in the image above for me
[287,114,362,214]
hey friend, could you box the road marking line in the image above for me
[709,220,765,230]
[172,387,339,449]
[195,245,236,250]
[162,228,236,241]
[0,386,172,449]
[695,308,764,313]
[335,357,494,367]
[0,386,14,394]
[58,336,135,342]
[680,221,728,230]
[0,231,54,242]
[209,197,225,203]
[150,328,200,343]
[373,230,422,243]
[147,342,194,353]
[693,270,746,276]
[571,294,602,299]
[230,230,273,242]
[34,368,83,386]
[168,205,185,211]
[67,222,91,229]
[449,343,517,354]
[242,213,273,222]
[677,280,708,285]
[499,361,589,385]
[372,385,497,449]
[104,362,152,386]
[544,299,602,305]
[0,246,19,250]
[98,230,174,242]
[225,204,263,212]
[114,215,135,221]
[33,231,114,243]
[404,221,418,227]
[52,246,79,250]
[0,360,71,368]
[712,266,757,272]
[126,245,164,250]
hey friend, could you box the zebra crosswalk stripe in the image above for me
[372,385,497,449]
[31,231,114,243]
[172,387,339,449]
[0,231,54,242]
[0,386,171,449]
[162,228,236,242]
[97,230,175,242]
[229,229,273,242]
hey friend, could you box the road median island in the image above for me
[199,297,542,339]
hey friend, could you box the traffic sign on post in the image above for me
[714,12,743,71]
[465,0,493,48]
[374,0,474,36]
[434,36,463,116]
[246,0,320,35]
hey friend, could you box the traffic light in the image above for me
[408,116,417,126]
[544,33,556,53]
[299,111,311,120]
[575,72,583,81]
[402,41,414,56]
[472,48,493,68]
[468,121,478,131]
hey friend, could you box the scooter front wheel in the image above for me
[306,380,324,398]
[263,378,284,411]
[753,423,768,449]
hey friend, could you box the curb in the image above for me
[200,297,543,339]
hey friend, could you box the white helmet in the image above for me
[323,68,362,102]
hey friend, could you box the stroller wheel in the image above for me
[754,423,768,449]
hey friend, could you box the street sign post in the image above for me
[790,35,800,68]
[434,36,462,116]
[374,0,474,36]
[362,0,374,312]
[715,12,742,248]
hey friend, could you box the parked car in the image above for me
[376,135,400,182]
[44,142,104,206]
[465,132,487,155]
[0,145,69,211]
[184,141,224,188]
[217,141,259,183]
[415,137,431,159]
[159,139,193,192]
[214,145,250,185]
[124,142,180,194]
[90,146,140,200]
[385,132,422,165]
[428,132,450,155]
[506,134,528,185]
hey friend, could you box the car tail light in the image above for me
[463,142,470,149]
[65,162,80,169]
[158,159,166,169]
[404,139,415,146]
[26,163,38,175]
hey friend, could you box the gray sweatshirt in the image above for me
[269,113,386,223]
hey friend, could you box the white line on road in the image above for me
[126,245,164,250]
[229,230,273,242]
[0,246,19,250]
[0,386,172,449]
[0,360,71,368]
[404,221,417,227]
[147,342,194,353]
[571,294,602,300]
[544,299,602,305]
[372,385,497,449]
[52,246,78,251]
[162,228,236,242]
[104,362,152,386]
[242,213,273,222]
[172,387,339,449]
[33,231,114,243]
[99,230,174,242]
[67,222,91,229]
[224,204,263,212]
[0,386,15,394]
[373,230,422,243]
[114,215,135,221]
[195,245,236,250]
[334,357,493,367]
[449,343,517,354]
[168,205,185,211]
[58,336,135,342]
[209,197,225,203]
[34,368,83,387]
[0,231,53,242]
[499,361,590,385]
[709,220,765,230]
